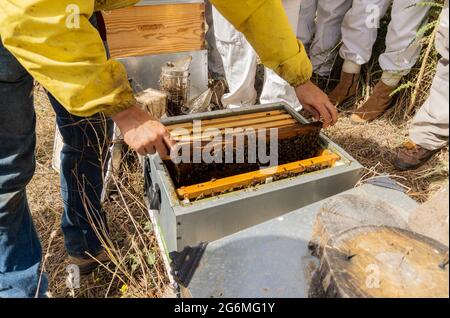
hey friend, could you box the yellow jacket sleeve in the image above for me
[210,0,312,86]
[0,0,136,117]
[95,0,139,11]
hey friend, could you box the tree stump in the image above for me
[309,194,409,257]
[309,226,449,298]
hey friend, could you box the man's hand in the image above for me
[295,80,338,128]
[112,106,175,157]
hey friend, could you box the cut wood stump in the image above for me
[309,226,449,298]
[309,194,409,257]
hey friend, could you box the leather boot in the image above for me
[328,71,359,105]
[393,140,441,171]
[350,81,395,124]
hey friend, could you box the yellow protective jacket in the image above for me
[0,0,312,117]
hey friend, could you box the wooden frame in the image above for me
[161,109,340,200]
[103,3,206,58]
[176,151,341,201]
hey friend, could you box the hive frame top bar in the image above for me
[153,103,363,210]
[161,103,304,127]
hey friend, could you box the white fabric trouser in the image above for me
[297,0,352,76]
[340,0,432,75]
[212,0,302,110]
[297,0,318,52]
[205,0,225,78]
[410,2,449,151]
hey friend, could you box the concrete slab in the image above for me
[186,183,419,298]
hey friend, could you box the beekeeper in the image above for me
[212,0,303,110]
[0,0,337,298]
[328,0,432,123]
[297,0,352,77]
[394,0,449,170]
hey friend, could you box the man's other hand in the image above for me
[112,106,175,157]
[295,81,338,128]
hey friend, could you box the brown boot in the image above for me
[393,140,441,171]
[350,81,395,124]
[68,250,111,275]
[328,71,359,105]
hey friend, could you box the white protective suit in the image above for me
[297,0,352,76]
[340,0,432,76]
[212,0,302,110]
[410,1,449,151]
[205,0,225,79]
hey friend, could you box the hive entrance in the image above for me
[163,109,341,201]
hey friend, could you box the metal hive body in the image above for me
[144,103,363,253]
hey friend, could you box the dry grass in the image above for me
[317,1,448,202]
[325,116,448,203]
[27,3,448,298]
[31,88,171,298]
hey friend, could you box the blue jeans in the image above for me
[0,31,113,297]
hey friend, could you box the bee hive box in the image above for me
[144,103,363,253]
